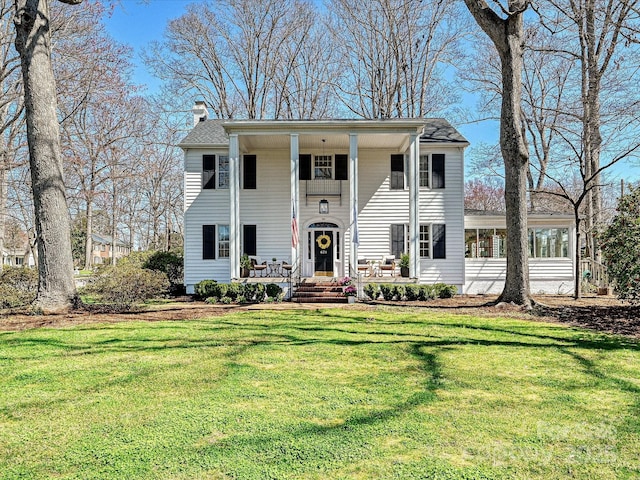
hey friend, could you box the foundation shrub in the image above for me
[363,283,379,300]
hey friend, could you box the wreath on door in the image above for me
[316,234,331,249]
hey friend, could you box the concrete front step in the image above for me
[291,279,348,303]
[292,296,348,304]
[295,287,344,293]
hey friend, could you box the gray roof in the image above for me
[91,233,129,247]
[179,118,467,147]
[420,118,468,144]
[179,119,228,147]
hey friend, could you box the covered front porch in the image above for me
[223,119,426,281]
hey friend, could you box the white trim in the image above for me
[229,134,240,278]
[349,133,358,276]
[409,133,420,277]
[290,134,300,270]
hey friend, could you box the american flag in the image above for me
[292,202,299,248]
[352,203,359,246]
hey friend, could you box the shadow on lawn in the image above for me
[2,308,640,477]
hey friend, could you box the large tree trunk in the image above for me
[464,0,531,307]
[14,0,76,311]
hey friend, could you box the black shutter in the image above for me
[203,225,216,259]
[243,225,257,256]
[390,154,404,190]
[243,155,257,189]
[203,154,216,189]
[391,224,405,258]
[432,154,445,189]
[335,154,348,180]
[299,154,312,180]
[433,224,446,259]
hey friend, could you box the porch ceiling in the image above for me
[239,133,411,152]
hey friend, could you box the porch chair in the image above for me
[379,255,396,276]
[357,258,372,277]
[282,260,293,277]
[250,257,268,277]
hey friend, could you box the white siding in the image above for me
[463,214,576,295]
[418,146,465,289]
[184,148,232,291]
[464,259,574,295]
[184,141,467,292]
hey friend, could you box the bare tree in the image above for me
[146,0,331,119]
[537,0,640,260]
[463,0,533,307]
[533,145,639,298]
[0,0,25,272]
[14,0,82,310]
[464,178,506,211]
[329,0,464,118]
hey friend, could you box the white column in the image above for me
[408,133,420,278]
[229,134,240,279]
[290,134,300,271]
[349,133,358,276]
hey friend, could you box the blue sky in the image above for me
[103,0,638,183]
[102,0,498,149]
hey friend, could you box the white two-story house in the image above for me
[179,102,469,294]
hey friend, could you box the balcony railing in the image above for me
[305,179,342,205]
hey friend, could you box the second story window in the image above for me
[390,154,405,190]
[203,154,216,189]
[218,155,229,189]
[202,154,230,189]
[314,155,332,179]
[419,154,445,189]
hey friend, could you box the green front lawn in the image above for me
[1,308,639,479]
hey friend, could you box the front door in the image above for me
[314,231,334,276]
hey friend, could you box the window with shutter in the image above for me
[419,225,430,258]
[299,154,312,180]
[335,154,348,180]
[391,224,408,258]
[432,154,445,189]
[419,155,429,187]
[218,225,230,258]
[202,155,216,189]
[218,156,229,188]
[390,154,404,190]
[203,225,216,259]
[243,225,257,256]
[433,224,446,258]
[243,155,256,189]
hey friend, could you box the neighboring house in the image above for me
[91,234,131,265]
[1,246,35,268]
[180,102,469,294]
[180,103,577,296]
[464,209,575,295]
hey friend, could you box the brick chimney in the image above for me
[192,100,209,126]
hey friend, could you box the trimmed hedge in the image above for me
[363,283,379,300]
[195,280,218,300]
[194,281,275,303]
[363,282,457,302]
